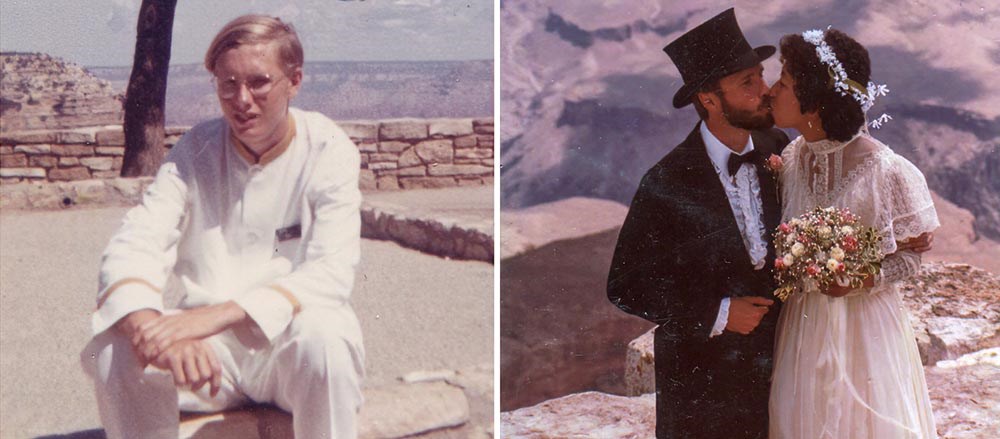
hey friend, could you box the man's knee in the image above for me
[81,329,148,385]
[285,308,364,380]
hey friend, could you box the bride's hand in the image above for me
[823,284,854,297]
[823,275,875,297]
[897,232,933,253]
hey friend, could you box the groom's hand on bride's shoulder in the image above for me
[897,232,934,253]
[725,296,774,335]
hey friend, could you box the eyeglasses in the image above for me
[213,73,286,99]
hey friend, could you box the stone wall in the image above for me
[0,117,494,190]
[340,118,494,190]
[0,126,183,184]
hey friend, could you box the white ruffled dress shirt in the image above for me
[699,122,769,337]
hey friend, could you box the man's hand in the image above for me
[148,339,223,397]
[114,309,162,364]
[116,309,162,337]
[725,296,774,335]
[897,232,933,253]
[133,302,247,361]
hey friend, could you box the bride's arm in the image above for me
[823,249,921,297]
[824,150,936,297]
[873,249,922,286]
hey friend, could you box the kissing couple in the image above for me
[608,8,940,439]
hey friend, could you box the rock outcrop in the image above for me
[623,328,655,397]
[926,348,1000,439]
[900,263,1000,365]
[500,196,627,258]
[503,349,999,439]
[0,53,122,132]
[178,381,472,439]
[500,391,656,438]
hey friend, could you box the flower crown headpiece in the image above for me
[801,28,892,129]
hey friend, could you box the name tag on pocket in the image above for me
[274,224,302,262]
[276,224,301,242]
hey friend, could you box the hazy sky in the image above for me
[0,0,494,67]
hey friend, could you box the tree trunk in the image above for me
[121,0,178,177]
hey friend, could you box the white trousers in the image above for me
[81,307,365,439]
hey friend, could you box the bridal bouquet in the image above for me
[772,206,882,301]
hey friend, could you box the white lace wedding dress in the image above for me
[769,131,940,439]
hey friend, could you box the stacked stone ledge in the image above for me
[340,117,494,191]
[0,125,186,185]
[0,117,494,191]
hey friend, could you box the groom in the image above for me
[607,9,786,438]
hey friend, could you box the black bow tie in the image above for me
[727,149,760,176]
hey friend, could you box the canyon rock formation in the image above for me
[1,53,123,132]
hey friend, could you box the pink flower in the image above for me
[778,223,791,234]
[767,154,784,172]
[842,235,858,252]
[807,264,821,276]
[775,258,786,270]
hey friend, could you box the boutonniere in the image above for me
[765,154,784,175]
[765,153,783,204]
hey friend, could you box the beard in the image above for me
[721,94,775,131]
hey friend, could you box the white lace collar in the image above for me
[804,130,863,155]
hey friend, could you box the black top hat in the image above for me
[663,8,775,109]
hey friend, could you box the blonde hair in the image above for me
[204,14,304,75]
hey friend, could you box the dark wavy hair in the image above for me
[779,29,870,141]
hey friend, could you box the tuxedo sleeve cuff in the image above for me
[709,297,731,338]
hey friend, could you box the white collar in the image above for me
[699,122,755,178]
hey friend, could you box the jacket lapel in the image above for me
[752,131,782,265]
[675,123,746,264]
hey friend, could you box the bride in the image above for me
[766,28,939,438]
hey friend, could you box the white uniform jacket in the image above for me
[93,108,362,344]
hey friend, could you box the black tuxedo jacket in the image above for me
[607,123,789,439]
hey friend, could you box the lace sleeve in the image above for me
[872,250,921,290]
[872,152,940,256]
